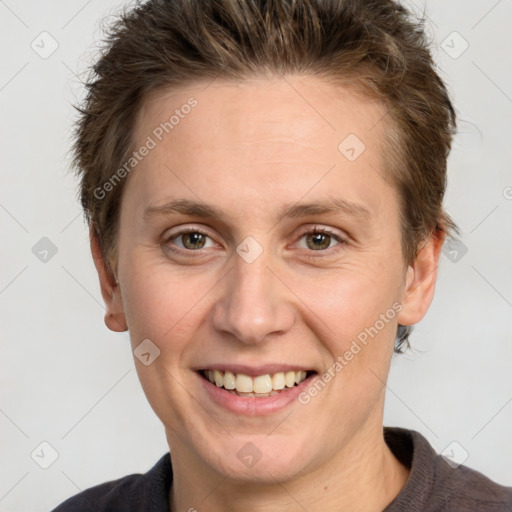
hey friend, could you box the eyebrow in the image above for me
[143,197,371,222]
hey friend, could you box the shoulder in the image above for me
[51,475,140,512]
[430,451,512,511]
[51,453,172,512]
[384,427,512,512]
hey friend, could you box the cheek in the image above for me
[118,256,214,423]
[119,252,217,352]
[293,267,400,412]
[291,259,402,344]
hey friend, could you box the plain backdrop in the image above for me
[1,0,511,510]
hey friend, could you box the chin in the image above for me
[194,430,318,484]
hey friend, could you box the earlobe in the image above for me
[89,225,128,332]
[105,312,128,332]
[397,229,446,327]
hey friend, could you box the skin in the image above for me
[91,75,445,511]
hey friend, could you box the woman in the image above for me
[53,0,512,510]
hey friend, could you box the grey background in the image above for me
[1,0,511,510]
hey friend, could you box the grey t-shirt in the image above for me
[52,427,512,511]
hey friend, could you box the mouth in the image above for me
[198,369,317,398]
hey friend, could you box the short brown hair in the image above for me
[72,0,458,352]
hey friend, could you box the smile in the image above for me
[199,369,315,397]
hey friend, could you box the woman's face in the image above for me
[103,76,432,483]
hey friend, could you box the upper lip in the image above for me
[195,364,316,377]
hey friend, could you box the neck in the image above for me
[168,419,409,512]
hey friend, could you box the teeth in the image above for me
[223,371,236,390]
[253,375,272,394]
[285,371,296,388]
[235,373,253,393]
[204,369,309,394]
[214,369,223,387]
[272,372,285,390]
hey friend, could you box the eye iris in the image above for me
[306,232,330,250]
[182,232,206,249]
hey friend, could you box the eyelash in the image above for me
[163,226,347,259]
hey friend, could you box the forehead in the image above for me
[136,76,388,154]
[127,76,396,224]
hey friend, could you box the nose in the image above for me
[211,248,295,345]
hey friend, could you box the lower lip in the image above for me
[197,372,316,416]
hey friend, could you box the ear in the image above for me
[89,225,128,332]
[397,228,446,327]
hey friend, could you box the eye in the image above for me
[163,228,217,252]
[295,226,346,253]
[162,225,347,258]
